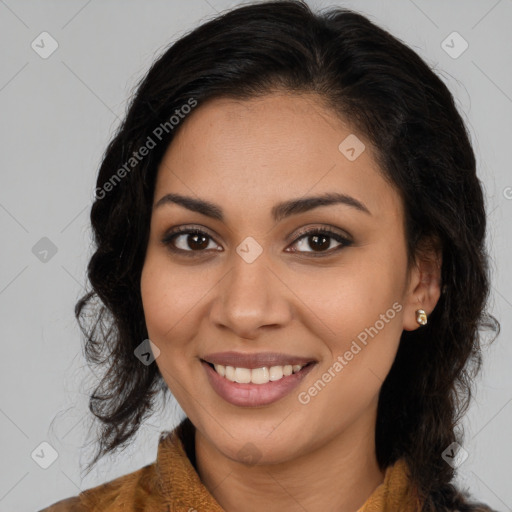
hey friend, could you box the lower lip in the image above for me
[201,360,316,407]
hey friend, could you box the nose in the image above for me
[208,253,293,340]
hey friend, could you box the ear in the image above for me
[402,236,443,332]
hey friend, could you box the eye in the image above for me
[161,225,352,257]
[286,226,353,256]
[161,227,222,255]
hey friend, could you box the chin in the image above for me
[203,417,313,465]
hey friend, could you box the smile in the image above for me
[201,358,316,407]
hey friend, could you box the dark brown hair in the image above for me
[75,1,499,510]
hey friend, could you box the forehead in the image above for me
[154,92,402,224]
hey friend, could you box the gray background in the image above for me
[0,1,511,510]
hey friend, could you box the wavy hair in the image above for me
[75,1,499,510]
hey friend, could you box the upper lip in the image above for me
[201,351,316,369]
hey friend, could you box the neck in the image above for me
[194,407,384,512]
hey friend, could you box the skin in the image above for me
[140,91,442,512]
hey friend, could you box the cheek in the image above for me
[291,243,406,403]
[140,260,172,338]
[140,252,206,403]
[141,250,204,340]
[140,248,223,400]
[292,252,405,343]
[293,272,404,434]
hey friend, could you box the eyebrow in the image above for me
[153,192,371,222]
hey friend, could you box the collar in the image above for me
[156,418,225,512]
[356,458,421,511]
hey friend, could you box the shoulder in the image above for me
[37,461,158,512]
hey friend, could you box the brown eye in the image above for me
[182,232,210,250]
[287,228,353,255]
[162,228,221,254]
[305,233,331,252]
[161,225,352,258]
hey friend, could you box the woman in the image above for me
[39,1,500,510]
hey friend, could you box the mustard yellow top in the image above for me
[38,418,421,511]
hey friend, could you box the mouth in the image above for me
[200,353,317,407]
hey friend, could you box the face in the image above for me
[140,92,422,465]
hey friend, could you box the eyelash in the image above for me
[161,225,353,258]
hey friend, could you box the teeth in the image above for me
[251,367,270,384]
[214,364,226,377]
[269,366,283,381]
[234,367,251,384]
[225,366,235,381]
[211,363,306,384]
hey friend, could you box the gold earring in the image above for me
[416,309,428,326]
